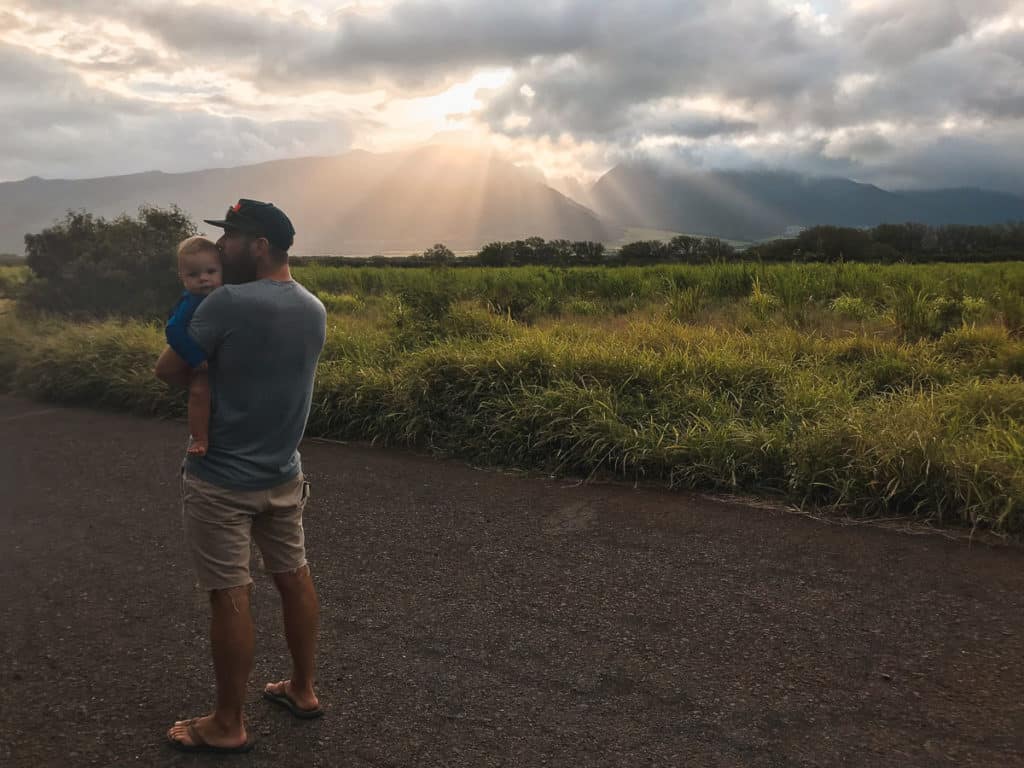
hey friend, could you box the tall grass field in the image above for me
[3,261,1023,534]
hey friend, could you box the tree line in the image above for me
[749,222,1024,263]
[295,223,1024,267]
[14,207,1024,318]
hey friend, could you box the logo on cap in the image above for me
[232,202,243,213]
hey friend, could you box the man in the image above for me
[155,199,327,754]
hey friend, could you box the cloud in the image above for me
[99,0,596,92]
[472,0,1024,191]
[852,130,1024,192]
[3,0,1024,193]
[847,0,973,66]
[0,42,353,181]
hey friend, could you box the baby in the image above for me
[165,236,223,456]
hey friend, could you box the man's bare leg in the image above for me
[168,585,253,748]
[264,566,320,710]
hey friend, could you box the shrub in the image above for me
[7,259,1024,536]
[0,266,29,299]
[994,291,1024,336]
[421,243,456,266]
[321,293,365,315]
[960,296,990,324]
[10,319,182,416]
[748,278,780,321]
[829,295,877,321]
[886,285,942,340]
[21,206,195,318]
[565,298,603,316]
[665,285,706,322]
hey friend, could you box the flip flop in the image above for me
[167,721,256,754]
[262,686,324,719]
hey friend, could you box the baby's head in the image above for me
[177,236,223,296]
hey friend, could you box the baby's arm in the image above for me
[166,318,209,369]
[165,292,209,370]
[186,369,211,456]
[161,295,213,451]
[154,346,191,388]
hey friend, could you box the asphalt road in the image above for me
[1,396,1022,767]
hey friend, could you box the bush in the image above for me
[0,315,36,391]
[829,295,877,321]
[21,206,195,318]
[665,285,706,322]
[321,293,365,315]
[421,243,455,266]
[565,298,603,316]
[618,240,669,264]
[9,318,182,416]
[886,285,945,340]
[994,291,1024,336]
[7,260,1024,535]
[960,296,990,324]
[748,278,780,321]
[0,266,30,299]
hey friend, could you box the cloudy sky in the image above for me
[2,0,1023,192]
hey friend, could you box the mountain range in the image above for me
[0,146,611,256]
[2,146,1023,255]
[586,164,1024,242]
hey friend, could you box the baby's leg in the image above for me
[187,370,211,456]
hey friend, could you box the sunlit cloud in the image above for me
[1,0,1023,194]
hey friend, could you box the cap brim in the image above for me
[204,218,265,235]
[202,216,286,246]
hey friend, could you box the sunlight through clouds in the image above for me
[1,0,1023,192]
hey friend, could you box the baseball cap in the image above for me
[204,199,295,250]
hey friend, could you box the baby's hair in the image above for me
[177,236,219,260]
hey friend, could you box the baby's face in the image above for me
[179,248,223,295]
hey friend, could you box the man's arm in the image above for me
[154,345,192,388]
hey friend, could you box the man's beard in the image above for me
[222,244,259,283]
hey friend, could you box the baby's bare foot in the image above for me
[188,439,208,456]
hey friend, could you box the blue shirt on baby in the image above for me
[165,291,209,368]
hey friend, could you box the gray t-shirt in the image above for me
[184,279,326,490]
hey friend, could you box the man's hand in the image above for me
[154,346,192,388]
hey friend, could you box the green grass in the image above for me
[294,261,1024,323]
[0,265,30,299]
[4,261,1024,535]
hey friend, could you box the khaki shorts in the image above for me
[182,470,309,591]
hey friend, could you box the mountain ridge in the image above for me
[0,146,612,255]
[5,149,1024,256]
[586,163,1024,241]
